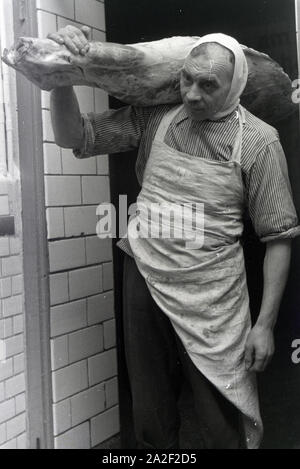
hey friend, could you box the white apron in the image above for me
[127,104,263,449]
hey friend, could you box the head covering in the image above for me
[190,33,248,120]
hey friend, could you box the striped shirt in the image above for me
[73,104,300,257]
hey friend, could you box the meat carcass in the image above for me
[1,35,296,124]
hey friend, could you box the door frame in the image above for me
[13,0,53,449]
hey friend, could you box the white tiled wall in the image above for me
[36,0,119,448]
[0,165,26,448]
[0,0,26,449]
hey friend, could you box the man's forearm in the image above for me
[50,86,84,148]
[256,239,292,330]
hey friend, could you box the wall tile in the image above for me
[57,17,83,30]
[103,319,116,349]
[92,28,106,42]
[64,206,98,237]
[70,383,105,426]
[61,148,96,174]
[5,335,23,359]
[50,299,87,337]
[0,359,13,381]
[0,318,13,339]
[0,180,8,196]
[37,0,75,18]
[0,398,15,424]
[0,196,9,216]
[15,393,26,415]
[102,262,114,291]
[6,413,26,440]
[53,399,71,436]
[74,86,94,114]
[0,238,9,257]
[37,10,57,39]
[1,256,22,277]
[75,0,105,30]
[52,360,88,402]
[68,325,103,363]
[96,155,109,175]
[69,265,103,300]
[0,438,17,449]
[45,175,81,207]
[0,423,6,445]
[94,89,108,114]
[87,291,114,325]
[9,237,20,256]
[82,176,110,205]
[49,272,69,305]
[16,433,27,449]
[13,315,23,335]
[51,336,69,371]
[91,405,119,447]
[2,296,22,318]
[11,275,23,296]
[42,110,55,142]
[46,207,65,239]
[0,278,12,299]
[43,143,62,175]
[41,91,50,109]
[54,421,90,449]
[49,238,85,272]
[86,236,112,265]
[88,349,117,386]
[13,354,24,375]
[4,374,25,399]
[105,377,119,408]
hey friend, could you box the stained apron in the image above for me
[127,104,263,449]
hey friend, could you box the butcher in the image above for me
[49,25,300,449]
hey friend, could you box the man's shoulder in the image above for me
[136,103,178,124]
[242,106,279,146]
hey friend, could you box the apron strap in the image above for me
[155,104,184,143]
[155,103,245,166]
[230,105,246,165]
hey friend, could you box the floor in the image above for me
[95,383,208,450]
[95,364,300,450]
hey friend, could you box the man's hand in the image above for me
[244,325,275,372]
[47,25,92,56]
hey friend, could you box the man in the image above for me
[49,25,300,449]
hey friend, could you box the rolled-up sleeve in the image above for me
[247,139,300,242]
[73,105,146,158]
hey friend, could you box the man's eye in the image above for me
[182,72,192,83]
[203,82,214,91]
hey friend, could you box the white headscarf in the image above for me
[190,33,248,120]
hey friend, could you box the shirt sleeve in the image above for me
[73,105,148,158]
[247,139,300,242]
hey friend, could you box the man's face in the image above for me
[180,52,234,121]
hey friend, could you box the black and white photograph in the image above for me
[0,0,300,452]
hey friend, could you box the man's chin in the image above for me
[186,107,209,121]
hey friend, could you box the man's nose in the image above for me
[186,84,202,103]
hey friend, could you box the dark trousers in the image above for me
[122,254,245,449]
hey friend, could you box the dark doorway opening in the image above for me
[105,0,300,449]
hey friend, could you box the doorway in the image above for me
[106,0,300,449]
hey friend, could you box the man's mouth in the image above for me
[186,105,206,112]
